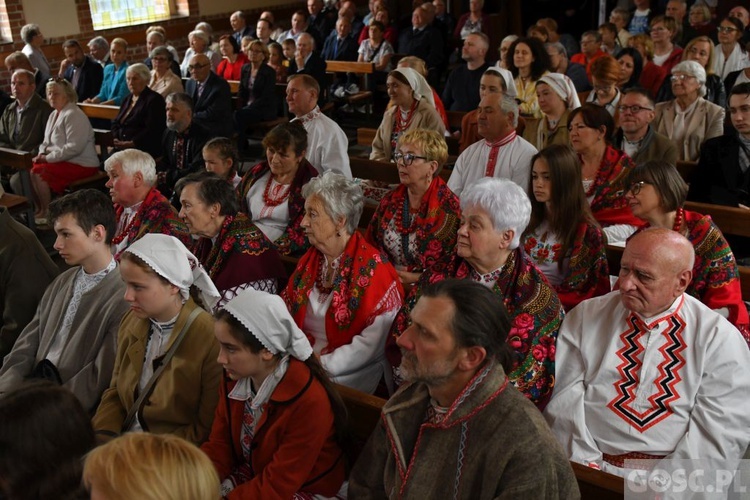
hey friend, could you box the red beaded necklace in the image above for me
[111,211,139,245]
[672,207,684,233]
[262,176,291,207]
[393,99,418,134]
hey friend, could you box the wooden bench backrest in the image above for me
[446,110,466,129]
[676,161,698,184]
[571,462,625,499]
[684,201,750,238]
[78,103,120,121]
[357,127,460,156]
[0,192,31,210]
[228,80,240,94]
[326,61,375,75]
[0,147,33,171]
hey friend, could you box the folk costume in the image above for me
[201,289,345,499]
[544,292,750,476]
[282,232,404,394]
[192,214,286,308]
[448,131,537,197]
[389,249,564,409]
[293,106,352,178]
[111,186,190,258]
[92,235,222,444]
[238,159,318,257]
[583,146,641,228]
[523,220,610,311]
[365,177,460,273]
[348,362,580,499]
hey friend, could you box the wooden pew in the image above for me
[0,192,35,232]
[227,80,240,94]
[326,61,375,115]
[676,161,698,185]
[357,127,460,156]
[335,383,625,498]
[0,147,35,231]
[78,103,120,121]
[350,157,451,184]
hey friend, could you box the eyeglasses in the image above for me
[617,105,654,114]
[47,76,66,83]
[627,181,653,195]
[670,74,696,82]
[188,63,209,71]
[393,152,429,166]
[717,26,739,33]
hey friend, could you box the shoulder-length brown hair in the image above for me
[524,144,600,271]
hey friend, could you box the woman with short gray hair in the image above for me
[653,59,725,161]
[282,171,403,395]
[20,23,50,81]
[389,177,564,410]
[181,30,220,77]
[148,46,184,98]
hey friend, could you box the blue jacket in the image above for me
[95,62,129,105]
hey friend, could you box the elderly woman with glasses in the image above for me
[653,60,725,162]
[178,171,286,307]
[649,15,683,74]
[622,160,749,343]
[282,172,404,395]
[148,46,183,98]
[714,16,750,80]
[389,177,564,410]
[181,30,220,77]
[365,129,460,286]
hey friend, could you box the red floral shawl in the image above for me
[282,232,404,353]
[364,177,460,273]
[113,187,190,258]
[388,249,564,409]
[237,159,318,257]
[587,146,643,228]
[192,214,286,301]
[524,221,611,311]
[629,209,749,345]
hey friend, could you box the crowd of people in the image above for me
[2,0,750,498]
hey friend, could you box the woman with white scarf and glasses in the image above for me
[652,60,725,162]
[92,234,222,445]
[523,72,581,151]
[370,67,445,162]
[201,288,347,499]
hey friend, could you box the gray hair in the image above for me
[105,149,157,186]
[671,60,707,97]
[545,41,567,59]
[612,7,631,24]
[188,30,210,46]
[165,92,194,113]
[46,79,78,103]
[150,45,173,62]
[460,177,531,249]
[126,63,152,83]
[499,93,519,128]
[298,32,316,50]
[88,36,109,51]
[20,24,41,44]
[501,34,518,46]
[301,171,363,235]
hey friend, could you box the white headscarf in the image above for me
[393,67,435,107]
[124,233,221,312]
[222,288,313,361]
[537,73,581,110]
[490,65,517,98]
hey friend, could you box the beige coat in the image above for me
[92,298,221,444]
[652,97,725,162]
[370,99,445,162]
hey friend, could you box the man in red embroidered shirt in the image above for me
[545,228,750,478]
[104,148,190,258]
[349,279,578,498]
[571,30,606,83]
[447,93,537,197]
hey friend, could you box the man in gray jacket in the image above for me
[0,189,129,413]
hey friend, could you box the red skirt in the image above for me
[32,161,99,193]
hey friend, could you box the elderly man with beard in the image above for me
[157,92,211,198]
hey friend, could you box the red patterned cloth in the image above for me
[630,209,750,345]
[388,248,564,409]
[112,187,190,259]
[282,232,404,353]
[191,214,286,306]
[237,159,317,257]
[523,221,610,311]
[586,146,643,227]
[365,176,460,273]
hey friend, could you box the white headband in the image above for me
[393,67,436,107]
[537,73,581,110]
[222,288,313,361]
[125,234,221,312]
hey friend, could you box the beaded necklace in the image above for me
[262,176,291,207]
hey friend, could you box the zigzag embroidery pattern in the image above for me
[607,313,687,432]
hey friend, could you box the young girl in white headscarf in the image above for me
[201,288,347,499]
[523,72,581,150]
[92,233,223,445]
[370,67,445,161]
